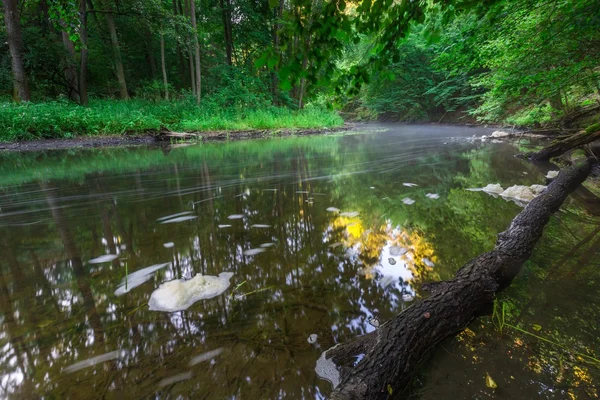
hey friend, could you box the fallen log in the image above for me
[326,157,596,400]
[526,130,600,161]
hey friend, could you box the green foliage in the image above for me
[0,99,343,141]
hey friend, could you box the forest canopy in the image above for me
[1,0,599,132]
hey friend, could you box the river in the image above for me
[0,124,598,399]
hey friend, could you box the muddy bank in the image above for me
[0,125,352,152]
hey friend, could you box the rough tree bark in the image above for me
[189,0,202,104]
[527,130,600,161]
[2,0,31,101]
[106,12,129,99]
[326,158,596,400]
[79,0,89,106]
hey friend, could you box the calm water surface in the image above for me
[0,124,598,399]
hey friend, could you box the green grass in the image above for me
[0,99,344,141]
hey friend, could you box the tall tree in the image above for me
[189,0,201,103]
[2,0,31,101]
[220,0,233,65]
[105,11,129,99]
[160,33,169,100]
[78,0,89,105]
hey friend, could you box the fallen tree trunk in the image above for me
[327,158,596,400]
[526,130,600,161]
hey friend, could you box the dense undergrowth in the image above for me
[0,99,343,141]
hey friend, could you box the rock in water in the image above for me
[148,272,234,312]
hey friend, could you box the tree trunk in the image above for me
[160,34,169,100]
[79,0,89,106]
[2,0,30,101]
[220,0,233,65]
[61,31,80,102]
[298,38,309,109]
[326,158,596,400]
[189,0,202,103]
[106,12,129,99]
[145,31,158,79]
[526,130,600,161]
[270,0,284,104]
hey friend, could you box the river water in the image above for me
[0,124,598,399]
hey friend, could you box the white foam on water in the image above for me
[163,242,175,248]
[482,184,504,194]
[389,246,408,256]
[326,207,340,213]
[160,216,197,224]
[403,182,418,187]
[188,348,224,366]
[158,371,192,387]
[244,248,265,256]
[218,224,232,228]
[500,185,536,202]
[340,211,359,217]
[250,224,271,228]
[148,272,234,312]
[260,243,275,248]
[89,254,118,264]
[530,184,547,195]
[227,214,244,220]
[115,263,170,296]
[156,212,193,222]
[315,346,341,388]
[63,350,125,373]
[307,334,318,344]
[421,257,435,267]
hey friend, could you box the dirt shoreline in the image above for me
[0,125,353,152]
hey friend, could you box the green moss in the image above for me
[584,121,600,134]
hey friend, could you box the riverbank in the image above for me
[0,99,344,142]
[0,125,352,152]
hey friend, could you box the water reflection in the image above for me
[0,124,597,399]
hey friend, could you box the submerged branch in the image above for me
[328,158,596,400]
[525,130,600,161]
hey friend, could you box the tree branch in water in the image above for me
[326,158,596,400]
